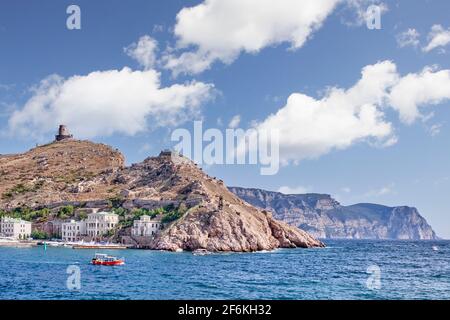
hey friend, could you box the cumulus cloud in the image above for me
[251,61,398,163]
[248,61,450,164]
[423,24,450,53]
[389,67,450,124]
[163,0,340,75]
[396,28,420,48]
[8,68,214,139]
[124,35,159,69]
[228,115,241,129]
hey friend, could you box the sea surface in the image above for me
[0,240,449,300]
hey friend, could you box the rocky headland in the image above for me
[0,139,324,251]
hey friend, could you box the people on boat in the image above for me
[91,253,125,266]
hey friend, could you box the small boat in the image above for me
[91,253,125,266]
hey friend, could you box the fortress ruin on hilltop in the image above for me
[55,125,73,142]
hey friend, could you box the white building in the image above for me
[132,215,162,237]
[0,217,32,240]
[86,212,119,238]
[61,220,86,242]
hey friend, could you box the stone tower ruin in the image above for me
[55,125,73,141]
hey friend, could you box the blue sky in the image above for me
[1,0,450,237]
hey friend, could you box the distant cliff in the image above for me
[229,187,438,240]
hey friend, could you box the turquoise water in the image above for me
[0,240,449,300]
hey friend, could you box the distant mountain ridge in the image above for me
[229,187,438,240]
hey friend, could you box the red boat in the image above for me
[91,253,125,266]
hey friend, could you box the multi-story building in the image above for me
[44,220,63,238]
[131,215,162,237]
[86,212,119,238]
[0,217,32,240]
[61,220,86,242]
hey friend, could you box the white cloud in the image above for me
[164,0,340,75]
[364,183,395,197]
[434,176,449,186]
[251,61,398,163]
[389,67,450,124]
[8,68,214,139]
[124,35,159,69]
[423,24,450,53]
[228,115,241,129]
[428,123,443,137]
[248,61,450,164]
[396,28,420,48]
[278,185,312,194]
[341,187,352,193]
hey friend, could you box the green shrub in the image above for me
[112,207,127,217]
[120,219,134,228]
[1,192,13,200]
[108,196,125,208]
[161,210,183,223]
[31,230,50,240]
[0,207,51,222]
[57,205,74,218]
[103,229,115,238]
[78,212,88,220]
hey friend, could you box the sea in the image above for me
[0,240,449,300]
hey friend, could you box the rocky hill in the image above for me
[229,187,438,240]
[0,140,125,209]
[0,139,324,251]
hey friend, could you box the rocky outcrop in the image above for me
[0,140,324,251]
[229,187,438,240]
[150,200,323,252]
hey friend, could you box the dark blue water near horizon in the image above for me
[0,240,449,300]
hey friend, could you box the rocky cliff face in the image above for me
[229,187,438,240]
[0,140,324,251]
